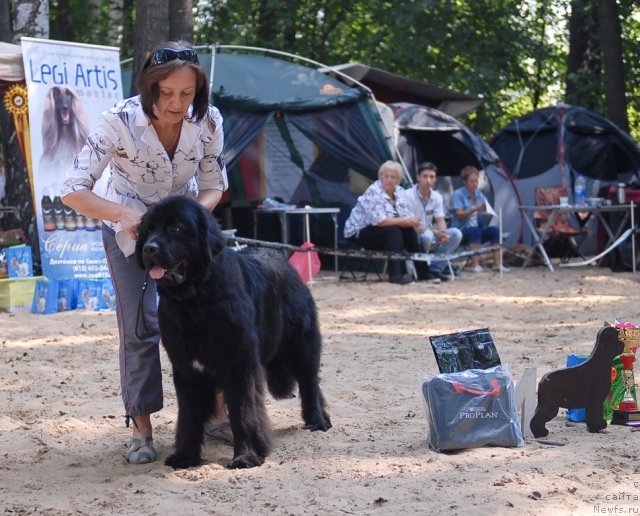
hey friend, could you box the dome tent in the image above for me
[391,102,521,244]
[210,48,393,210]
[490,104,640,246]
[490,104,640,207]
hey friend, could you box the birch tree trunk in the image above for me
[11,0,49,42]
[107,0,125,46]
[2,0,49,272]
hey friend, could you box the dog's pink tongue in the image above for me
[149,266,165,280]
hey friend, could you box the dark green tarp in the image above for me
[210,52,393,207]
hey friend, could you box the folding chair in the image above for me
[337,241,385,281]
[533,186,587,261]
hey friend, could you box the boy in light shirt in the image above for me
[405,162,462,279]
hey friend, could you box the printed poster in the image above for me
[21,37,123,280]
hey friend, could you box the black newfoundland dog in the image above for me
[136,195,331,469]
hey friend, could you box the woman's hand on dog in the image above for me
[118,206,143,240]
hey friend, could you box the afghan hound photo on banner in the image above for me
[39,86,89,172]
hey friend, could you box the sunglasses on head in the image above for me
[146,48,200,68]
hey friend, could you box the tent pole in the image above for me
[305,212,313,287]
[209,44,217,98]
[499,207,503,278]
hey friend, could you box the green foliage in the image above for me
[192,0,575,139]
[622,4,640,140]
[45,0,640,143]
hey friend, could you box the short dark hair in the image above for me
[460,165,480,182]
[136,41,210,123]
[417,161,438,174]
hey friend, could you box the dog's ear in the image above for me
[197,206,226,263]
[135,211,150,270]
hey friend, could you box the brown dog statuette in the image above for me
[530,326,624,437]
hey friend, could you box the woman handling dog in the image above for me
[61,42,230,464]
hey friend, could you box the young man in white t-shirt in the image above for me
[405,162,462,279]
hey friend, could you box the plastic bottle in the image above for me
[574,173,587,206]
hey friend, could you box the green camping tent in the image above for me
[210,51,392,208]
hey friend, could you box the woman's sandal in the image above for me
[204,421,234,444]
[126,436,157,464]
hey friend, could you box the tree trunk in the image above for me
[120,0,135,59]
[169,0,193,43]
[565,0,602,110]
[598,0,628,132]
[0,0,11,42]
[3,0,49,273]
[54,0,72,42]
[11,0,49,42]
[107,0,125,46]
[531,0,548,110]
[131,0,169,95]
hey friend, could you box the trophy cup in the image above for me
[611,325,640,426]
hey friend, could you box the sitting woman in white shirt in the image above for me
[343,160,432,285]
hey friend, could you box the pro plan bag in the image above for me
[419,365,524,452]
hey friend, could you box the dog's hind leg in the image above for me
[266,361,296,399]
[298,376,332,432]
[584,402,607,433]
[289,331,332,432]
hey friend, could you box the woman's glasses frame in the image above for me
[146,48,200,69]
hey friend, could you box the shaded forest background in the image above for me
[1,0,639,270]
[2,0,639,140]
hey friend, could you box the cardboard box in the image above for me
[0,276,42,313]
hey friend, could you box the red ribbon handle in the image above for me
[451,378,501,397]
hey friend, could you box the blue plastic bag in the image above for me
[565,354,588,422]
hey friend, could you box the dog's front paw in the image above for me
[165,452,201,469]
[227,453,265,469]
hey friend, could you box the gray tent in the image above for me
[392,102,521,244]
[491,104,640,246]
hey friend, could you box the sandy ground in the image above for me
[1,265,640,515]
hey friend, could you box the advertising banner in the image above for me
[21,37,123,280]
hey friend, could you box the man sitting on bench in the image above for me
[405,162,462,281]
